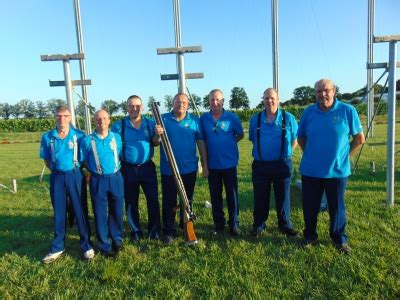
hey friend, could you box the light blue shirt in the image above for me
[111,116,155,165]
[80,131,122,175]
[40,127,84,171]
[160,112,203,175]
[297,99,363,178]
[249,109,298,161]
[200,110,243,169]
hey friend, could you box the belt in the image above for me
[122,160,152,167]
[52,168,80,175]
[90,170,121,178]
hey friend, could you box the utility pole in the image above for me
[157,0,203,94]
[367,0,375,138]
[73,0,92,134]
[271,0,279,92]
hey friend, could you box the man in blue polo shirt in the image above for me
[111,95,162,241]
[40,105,94,263]
[200,89,244,236]
[81,109,124,258]
[249,88,299,239]
[160,93,209,244]
[297,79,365,254]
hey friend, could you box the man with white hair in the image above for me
[297,79,365,254]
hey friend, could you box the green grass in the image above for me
[0,123,399,298]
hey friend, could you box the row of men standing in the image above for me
[40,78,364,263]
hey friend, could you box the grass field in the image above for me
[0,122,399,298]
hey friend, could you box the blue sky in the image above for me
[0,0,399,111]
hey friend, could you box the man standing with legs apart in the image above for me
[159,93,209,244]
[111,95,162,241]
[81,110,124,258]
[249,88,299,239]
[297,79,365,254]
[200,89,244,236]
[40,105,94,263]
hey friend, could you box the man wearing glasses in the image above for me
[200,89,244,236]
[40,105,94,263]
[159,93,208,244]
[297,79,365,254]
[111,95,162,242]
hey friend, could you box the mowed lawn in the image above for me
[0,122,399,298]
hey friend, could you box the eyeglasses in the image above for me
[55,114,71,118]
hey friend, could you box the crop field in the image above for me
[0,122,399,298]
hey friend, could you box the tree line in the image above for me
[1,81,399,119]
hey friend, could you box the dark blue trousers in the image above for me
[252,159,293,231]
[301,176,348,245]
[89,172,124,253]
[49,168,92,253]
[121,161,161,238]
[208,167,239,230]
[161,171,197,236]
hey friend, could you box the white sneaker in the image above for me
[83,249,95,260]
[42,250,64,264]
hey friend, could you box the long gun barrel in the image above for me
[151,102,198,245]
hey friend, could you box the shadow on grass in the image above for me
[0,214,92,262]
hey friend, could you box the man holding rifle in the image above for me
[111,95,162,241]
[159,93,208,244]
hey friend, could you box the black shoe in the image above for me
[213,228,225,236]
[163,235,174,245]
[100,250,117,259]
[335,243,351,255]
[229,227,241,237]
[279,228,299,237]
[130,232,142,243]
[148,232,160,240]
[250,227,264,239]
[112,243,123,254]
[300,238,318,248]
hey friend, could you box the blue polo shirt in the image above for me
[40,127,84,171]
[111,116,155,165]
[297,99,363,178]
[80,131,122,175]
[200,110,243,169]
[160,112,203,175]
[249,108,298,161]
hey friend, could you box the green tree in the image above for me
[35,101,49,118]
[202,94,210,110]
[10,103,23,119]
[164,95,173,111]
[291,86,314,106]
[18,99,36,118]
[101,99,119,116]
[147,96,157,112]
[76,100,95,117]
[0,103,12,119]
[188,93,202,115]
[119,101,128,115]
[229,87,250,110]
[256,100,264,109]
[47,98,67,114]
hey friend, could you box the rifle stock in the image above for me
[151,102,198,245]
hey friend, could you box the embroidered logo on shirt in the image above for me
[110,141,115,150]
[68,141,74,149]
[184,123,189,128]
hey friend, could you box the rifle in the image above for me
[151,102,198,245]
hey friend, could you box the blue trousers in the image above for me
[89,172,124,253]
[208,167,239,230]
[252,159,293,231]
[49,168,92,253]
[121,161,161,238]
[161,171,196,236]
[301,176,348,245]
